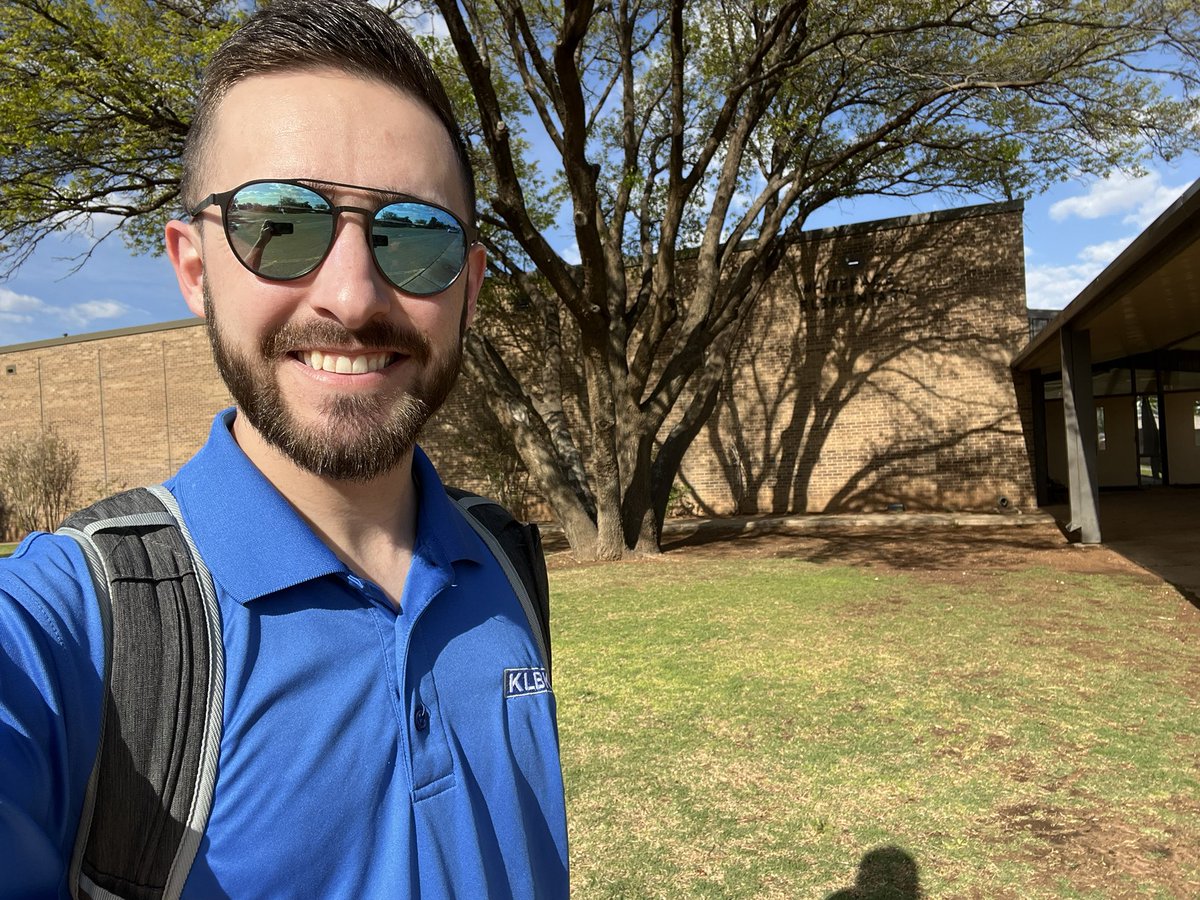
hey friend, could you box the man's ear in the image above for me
[463,241,486,330]
[165,219,206,318]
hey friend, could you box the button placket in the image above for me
[397,605,454,799]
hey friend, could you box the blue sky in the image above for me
[1,154,1196,347]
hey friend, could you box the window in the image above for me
[1194,401,1200,448]
[1097,407,1106,451]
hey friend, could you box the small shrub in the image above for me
[0,429,81,539]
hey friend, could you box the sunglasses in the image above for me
[188,178,474,296]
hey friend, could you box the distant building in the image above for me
[1027,308,1059,343]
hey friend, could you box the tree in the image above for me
[0,429,81,536]
[414,0,1199,557]
[3,1,1199,559]
[0,0,240,274]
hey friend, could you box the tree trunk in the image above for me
[580,335,626,560]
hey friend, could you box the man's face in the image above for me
[170,69,483,481]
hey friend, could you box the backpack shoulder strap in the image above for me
[57,485,224,900]
[446,488,552,680]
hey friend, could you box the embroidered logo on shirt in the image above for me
[505,667,550,698]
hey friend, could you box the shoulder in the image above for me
[0,532,106,896]
[0,530,106,711]
[0,531,100,653]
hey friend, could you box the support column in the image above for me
[1061,327,1100,543]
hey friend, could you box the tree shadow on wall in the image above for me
[701,216,1029,515]
[826,846,925,900]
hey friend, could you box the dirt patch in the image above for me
[653,522,1149,579]
[991,799,1200,896]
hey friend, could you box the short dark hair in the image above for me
[180,0,474,221]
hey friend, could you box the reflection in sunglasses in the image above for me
[191,178,471,295]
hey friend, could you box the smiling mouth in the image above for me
[296,350,400,374]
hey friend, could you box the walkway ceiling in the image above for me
[1014,177,1200,374]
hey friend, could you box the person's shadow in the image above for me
[825,846,923,899]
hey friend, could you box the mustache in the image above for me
[261,318,432,364]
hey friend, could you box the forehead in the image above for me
[205,69,467,216]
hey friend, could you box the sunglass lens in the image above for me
[372,202,466,295]
[225,182,332,278]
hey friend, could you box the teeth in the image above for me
[299,351,392,373]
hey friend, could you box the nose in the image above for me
[307,208,392,329]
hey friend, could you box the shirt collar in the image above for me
[167,408,484,605]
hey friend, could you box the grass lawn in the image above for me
[0,542,17,559]
[551,528,1200,898]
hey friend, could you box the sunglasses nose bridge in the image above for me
[317,205,397,297]
[329,203,375,219]
[328,204,380,245]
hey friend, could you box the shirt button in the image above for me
[414,704,430,732]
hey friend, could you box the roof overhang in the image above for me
[1013,177,1200,374]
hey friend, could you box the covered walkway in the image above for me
[1014,177,1200,545]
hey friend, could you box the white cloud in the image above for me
[0,287,44,324]
[1049,170,1191,228]
[59,299,130,328]
[372,2,450,39]
[1078,235,1136,265]
[1025,233,1137,310]
[47,208,127,238]
[1025,262,1098,310]
[560,240,581,266]
[0,286,134,336]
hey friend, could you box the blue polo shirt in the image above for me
[0,409,568,898]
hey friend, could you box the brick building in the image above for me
[0,200,1035,535]
[685,200,1035,515]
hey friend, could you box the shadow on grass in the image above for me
[1045,489,1200,612]
[826,846,924,899]
[660,524,1068,572]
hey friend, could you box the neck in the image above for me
[231,412,418,604]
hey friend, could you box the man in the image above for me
[0,2,569,897]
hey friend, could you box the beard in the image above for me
[203,283,464,482]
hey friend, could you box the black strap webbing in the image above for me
[447,488,552,678]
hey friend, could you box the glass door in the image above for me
[1136,392,1163,485]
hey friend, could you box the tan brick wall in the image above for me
[0,322,230,512]
[681,202,1035,514]
[0,201,1036,536]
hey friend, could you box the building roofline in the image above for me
[0,317,203,354]
[670,198,1022,262]
[1012,176,1200,371]
[796,198,1024,243]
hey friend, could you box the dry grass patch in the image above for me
[552,530,1200,898]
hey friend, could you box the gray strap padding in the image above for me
[146,485,225,900]
[76,874,127,900]
[57,486,224,900]
[452,494,551,680]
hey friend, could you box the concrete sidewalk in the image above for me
[658,508,1056,542]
